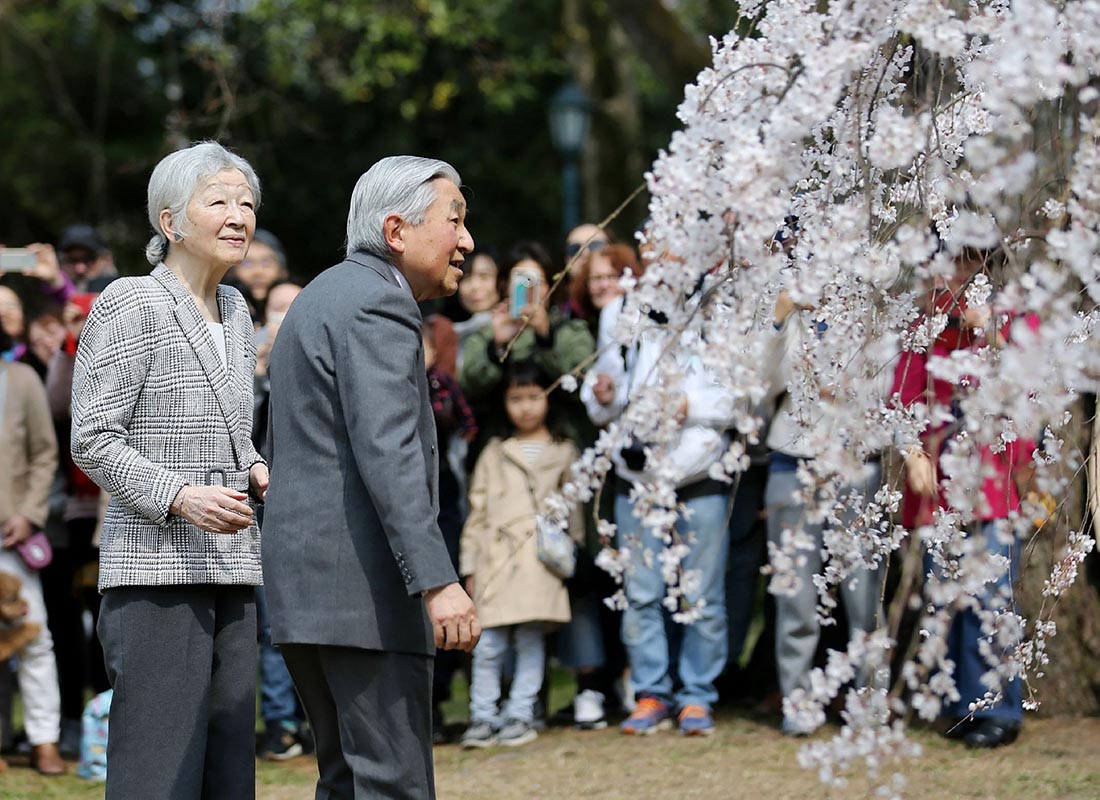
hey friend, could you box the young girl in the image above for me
[459,361,582,748]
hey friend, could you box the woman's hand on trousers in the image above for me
[171,485,254,533]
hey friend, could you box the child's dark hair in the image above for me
[501,359,566,439]
[504,359,553,392]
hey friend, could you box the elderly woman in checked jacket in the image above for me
[71,142,268,800]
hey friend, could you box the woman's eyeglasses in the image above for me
[565,240,607,259]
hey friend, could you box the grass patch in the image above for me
[9,684,1100,799]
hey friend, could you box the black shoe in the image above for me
[260,723,304,761]
[58,718,82,760]
[963,718,1020,749]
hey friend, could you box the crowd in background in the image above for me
[0,214,1029,776]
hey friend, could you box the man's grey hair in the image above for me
[145,141,262,266]
[346,156,461,258]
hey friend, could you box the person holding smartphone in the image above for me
[459,241,595,463]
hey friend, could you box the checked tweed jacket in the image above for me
[71,263,265,590]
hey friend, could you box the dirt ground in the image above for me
[8,714,1100,799]
[260,714,1100,800]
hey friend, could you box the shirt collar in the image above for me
[389,265,409,293]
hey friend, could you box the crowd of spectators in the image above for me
[0,217,1029,777]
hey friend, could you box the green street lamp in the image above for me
[549,81,592,235]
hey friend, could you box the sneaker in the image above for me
[260,722,304,761]
[459,721,497,749]
[497,718,538,747]
[677,705,715,737]
[574,689,608,730]
[619,697,672,735]
[781,715,820,737]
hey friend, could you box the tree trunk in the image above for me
[561,0,646,236]
[603,0,711,91]
[1017,397,1100,716]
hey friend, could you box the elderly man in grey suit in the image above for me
[263,156,481,800]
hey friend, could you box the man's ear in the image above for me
[159,209,182,242]
[382,214,406,254]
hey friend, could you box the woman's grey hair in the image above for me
[346,156,461,258]
[144,141,262,266]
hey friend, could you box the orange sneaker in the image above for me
[619,697,672,735]
[677,704,715,736]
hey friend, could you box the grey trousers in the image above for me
[766,462,885,699]
[281,644,436,800]
[98,584,257,800]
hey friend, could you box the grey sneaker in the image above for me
[460,721,497,749]
[497,718,538,747]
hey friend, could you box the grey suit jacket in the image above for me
[262,251,458,656]
[71,264,265,590]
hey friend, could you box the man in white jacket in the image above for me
[582,292,736,736]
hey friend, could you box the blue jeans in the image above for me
[942,520,1023,722]
[617,486,731,711]
[469,623,545,725]
[256,586,298,725]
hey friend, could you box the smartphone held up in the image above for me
[0,248,37,273]
[509,266,542,318]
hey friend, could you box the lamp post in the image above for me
[548,81,591,236]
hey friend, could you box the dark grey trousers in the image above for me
[98,584,257,800]
[281,644,436,800]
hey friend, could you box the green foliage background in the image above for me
[0,0,733,277]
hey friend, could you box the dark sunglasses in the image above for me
[565,240,607,259]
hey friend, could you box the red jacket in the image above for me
[892,297,1036,527]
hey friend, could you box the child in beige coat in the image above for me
[459,361,582,748]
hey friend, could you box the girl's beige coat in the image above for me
[460,437,583,629]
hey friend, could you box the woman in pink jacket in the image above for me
[893,249,1034,749]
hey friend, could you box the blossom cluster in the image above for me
[550,0,1100,791]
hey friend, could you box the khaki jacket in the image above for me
[0,361,58,529]
[460,437,583,628]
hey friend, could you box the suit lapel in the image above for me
[217,286,244,397]
[152,264,243,466]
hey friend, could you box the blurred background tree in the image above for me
[0,0,738,276]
